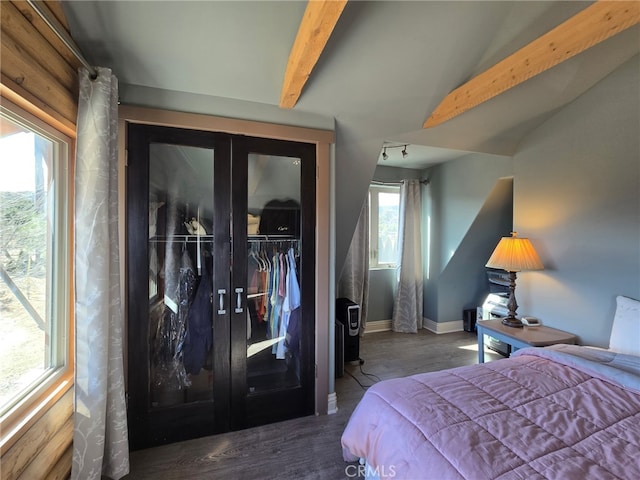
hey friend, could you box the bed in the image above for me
[342,342,640,479]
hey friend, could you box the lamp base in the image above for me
[501,316,523,328]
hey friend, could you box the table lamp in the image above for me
[485,232,544,327]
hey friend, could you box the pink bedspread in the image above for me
[341,345,640,479]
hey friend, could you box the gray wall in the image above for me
[120,54,640,349]
[367,159,513,325]
[513,55,640,347]
[435,178,514,321]
[368,269,395,322]
[423,154,513,322]
[365,54,640,339]
[372,165,423,183]
[119,84,335,132]
[425,153,513,275]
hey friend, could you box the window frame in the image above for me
[0,96,74,450]
[369,184,401,269]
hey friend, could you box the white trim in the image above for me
[422,317,465,334]
[365,319,392,333]
[327,392,338,415]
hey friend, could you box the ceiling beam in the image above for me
[424,0,640,128]
[279,0,348,109]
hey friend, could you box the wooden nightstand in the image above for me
[476,319,577,363]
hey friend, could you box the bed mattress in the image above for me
[341,345,640,479]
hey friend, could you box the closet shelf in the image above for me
[149,234,299,243]
[248,234,298,242]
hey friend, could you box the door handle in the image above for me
[235,287,244,313]
[217,289,226,314]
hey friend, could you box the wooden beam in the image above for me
[424,0,640,128]
[279,0,348,109]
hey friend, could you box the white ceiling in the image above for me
[61,0,640,169]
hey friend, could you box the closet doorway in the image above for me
[126,123,316,449]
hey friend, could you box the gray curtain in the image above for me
[338,197,369,335]
[392,179,423,333]
[72,67,129,479]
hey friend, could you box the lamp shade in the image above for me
[486,232,544,272]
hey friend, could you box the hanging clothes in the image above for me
[264,249,275,334]
[258,266,268,321]
[152,248,196,390]
[247,252,261,341]
[269,252,282,345]
[271,253,286,354]
[277,247,301,359]
[183,255,213,375]
[247,246,272,341]
[246,241,301,360]
[275,253,289,358]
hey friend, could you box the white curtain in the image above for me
[72,67,129,479]
[392,180,423,333]
[338,197,369,334]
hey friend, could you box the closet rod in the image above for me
[27,0,98,79]
[371,179,430,186]
[248,235,300,241]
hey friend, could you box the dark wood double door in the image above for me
[126,124,316,450]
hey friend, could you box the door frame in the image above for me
[118,105,334,420]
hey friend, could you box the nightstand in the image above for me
[476,319,577,363]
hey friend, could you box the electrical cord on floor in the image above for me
[345,358,381,390]
[345,368,373,390]
[358,360,381,383]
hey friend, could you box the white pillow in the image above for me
[609,295,640,356]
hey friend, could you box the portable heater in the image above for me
[336,298,360,363]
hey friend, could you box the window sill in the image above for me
[0,371,74,455]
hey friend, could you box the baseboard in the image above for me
[423,317,464,334]
[365,319,464,334]
[365,318,465,334]
[365,319,391,333]
[327,392,338,415]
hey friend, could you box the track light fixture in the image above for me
[381,144,409,160]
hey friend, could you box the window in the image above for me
[369,185,400,268]
[0,99,71,421]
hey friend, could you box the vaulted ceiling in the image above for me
[62,0,639,168]
[61,0,640,267]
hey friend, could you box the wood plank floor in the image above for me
[125,329,501,479]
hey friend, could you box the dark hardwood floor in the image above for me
[125,329,501,479]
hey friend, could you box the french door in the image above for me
[126,124,315,450]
